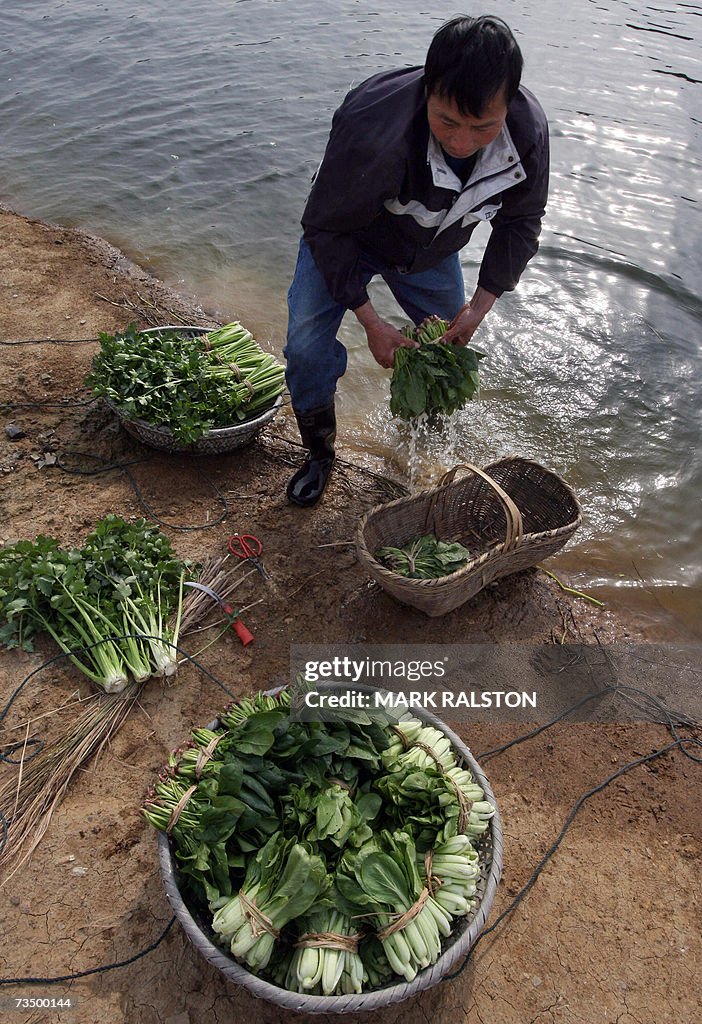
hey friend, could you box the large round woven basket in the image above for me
[104,325,283,453]
[356,458,582,618]
[157,687,503,1014]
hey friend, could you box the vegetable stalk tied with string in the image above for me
[335,830,449,982]
[0,515,187,692]
[286,905,364,994]
[211,833,330,971]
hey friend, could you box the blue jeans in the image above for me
[284,239,466,411]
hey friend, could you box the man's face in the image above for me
[426,88,509,160]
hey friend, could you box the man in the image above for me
[284,14,549,507]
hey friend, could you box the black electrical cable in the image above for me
[2,336,284,529]
[2,398,97,410]
[477,682,700,764]
[0,738,43,765]
[54,450,230,531]
[444,733,701,981]
[0,634,239,738]
[477,685,618,761]
[0,338,99,346]
[0,632,240,862]
[0,634,221,991]
[441,678,702,981]
[0,917,177,986]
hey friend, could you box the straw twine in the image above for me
[195,733,224,780]
[376,888,430,941]
[239,891,281,940]
[166,785,197,835]
[390,727,473,832]
[295,931,362,953]
[424,850,442,897]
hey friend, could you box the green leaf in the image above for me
[358,852,412,909]
[232,709,287,755]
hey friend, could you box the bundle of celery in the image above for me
[143,688,495,996]
[87,321,286,443]
[0,514,186,692]
[0,517,189,878]
[390,316,484,421]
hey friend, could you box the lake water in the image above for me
[2,0,701,637]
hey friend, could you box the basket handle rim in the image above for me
[434,463,524,550]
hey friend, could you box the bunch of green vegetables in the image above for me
[390,316,484,421]
[211,835,330,973]
[376,533,473,579]
[0,515,186,692]
[142,687,495,997]
[87,321,286,443]
[284,905,365,994]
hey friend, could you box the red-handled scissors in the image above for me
[228,533,270,580]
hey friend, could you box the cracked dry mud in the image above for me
[0,207,700,1024]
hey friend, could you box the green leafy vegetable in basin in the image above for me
[87,321,286,444]
[142,688,496,996]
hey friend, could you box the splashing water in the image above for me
[398,409,472,492]
[405,414,428,490]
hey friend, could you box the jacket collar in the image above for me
[427,125,522,192]
[427,124,527,237]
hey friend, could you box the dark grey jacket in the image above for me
[301,67,549,310]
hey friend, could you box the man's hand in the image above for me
[353,300,418,369]
[442,285,498,346]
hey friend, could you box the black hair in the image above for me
[424,15,523,117]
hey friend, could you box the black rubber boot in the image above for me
[287,401,336,507]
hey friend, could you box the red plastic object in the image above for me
[221,601,254,646]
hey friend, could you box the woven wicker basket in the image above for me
[104,325,283,453]
[157,688,503,1013]
[106,396,282,454]
[356,457,582,617]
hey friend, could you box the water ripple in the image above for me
[2,0,702,615]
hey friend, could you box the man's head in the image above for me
[424,15,523,117]
[424,15,523,160]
